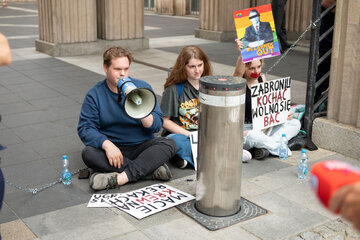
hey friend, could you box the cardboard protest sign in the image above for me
[189,131,198,171]
[87,184,195,219]
[233,4,281,63]
[251,77,291,130]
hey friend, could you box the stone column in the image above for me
[36,0,98,56]
[312,0,360,159]
[154,0,190,16]
[195,0,250,42]
[97,0,149,49]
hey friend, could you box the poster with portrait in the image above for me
[233,4,281,63]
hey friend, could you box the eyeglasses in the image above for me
[249,14,260,20]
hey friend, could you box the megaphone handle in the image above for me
[117,93,122,104]
[117,80,132,104]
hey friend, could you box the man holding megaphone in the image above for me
[78,46,177,191]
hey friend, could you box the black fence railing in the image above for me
[303,0,336,149]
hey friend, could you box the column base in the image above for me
[195,28,236,42]
[35,38,149,57]
[312,117,360,160]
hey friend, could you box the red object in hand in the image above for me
[310,160,360,210]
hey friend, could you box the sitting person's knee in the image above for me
[82,146,98,164]
[164,137,177,155]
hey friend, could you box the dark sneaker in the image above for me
[250,148,269,160]
[174,157,188,169]
[152,164,172,181]
[288,137,307,151]
[89,172,118,190]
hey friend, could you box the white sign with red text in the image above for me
[189,131,198,171]
[87,184,195,219]
[251,77,291,130]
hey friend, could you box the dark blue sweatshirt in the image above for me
[77,78,163,148]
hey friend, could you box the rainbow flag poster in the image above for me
[233,4,281,63]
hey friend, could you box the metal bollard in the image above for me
[195,75,246,217]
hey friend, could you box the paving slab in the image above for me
[0,93,23,104]
[0,101,38,116]
[111,205,184,230]
[28,95,80,109]
[25,133,84,158]
[2,158,59,195]
[0,219,37,240]
[2,109,54,128]
[0,128,23,146]
[275,178,337,220]
[4,183,89,220]
[109,231,152,240]
[0,142,42,167]
[240,192,328,240]
[23,203,119,237]
[244,155,292,175]
[0,203,18,224]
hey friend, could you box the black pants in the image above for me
[272,0,289,50]
[82,137,176,182]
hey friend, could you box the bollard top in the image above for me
[200,75,245,91]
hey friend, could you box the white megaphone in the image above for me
[117,77,156,119]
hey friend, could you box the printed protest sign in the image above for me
[251,77,291,130]
[189,131,198,171]
[88,184,195,219]
[233,4,280,63]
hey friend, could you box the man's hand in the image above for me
[141,114,154,128]
[329,182,360,230]
[102,140,123,168]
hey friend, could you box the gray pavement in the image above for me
[0,2,359,240]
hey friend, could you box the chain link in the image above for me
[5,168,86,195]
[265,17,321,75]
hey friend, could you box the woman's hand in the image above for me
[244,130,250,137]
[235,39,244,52]
[287,111,294,120]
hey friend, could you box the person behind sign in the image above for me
[160,46,253,168]
[242,9,274,49]
[271,0,291,52]
[78,46,177,191]
[233,39,300,160]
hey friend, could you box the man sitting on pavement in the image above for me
[77,46,177,191]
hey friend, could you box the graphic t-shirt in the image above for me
[160,81,199,134]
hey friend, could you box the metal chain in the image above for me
[265,17,321,75]
[5,168,86,195]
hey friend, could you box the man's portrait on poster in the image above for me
[242,9,274,48]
